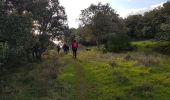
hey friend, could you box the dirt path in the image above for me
[74,60,88,100]
[58,54,90,100]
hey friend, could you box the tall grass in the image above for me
[0,50,67,100]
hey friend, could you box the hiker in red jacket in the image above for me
[71,40,78,58]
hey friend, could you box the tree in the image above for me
[76,26,96,46]
[79,3,128,50]
[154,1,170,40]
[155,23,170,40]
[125,1,170,40]
[125,15,144,39]
[143,8,163,39]
[0,0,68,62]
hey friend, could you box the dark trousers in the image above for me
[57,48,60,54]
[72,48,77,58]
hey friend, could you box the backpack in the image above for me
[72,42,78,48]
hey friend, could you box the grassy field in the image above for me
[58,49,170,100]
[131,40,170,52]
[1,41,170,100]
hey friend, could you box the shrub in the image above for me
[124,54,133,61]
[124,53,160,67]
[128,83,153,98]
[115,75,129,85]
[136,56,159,67]
[105,34,132,52]
[154,43,170,55]
[109,61,117,67]
[79,39,96,46]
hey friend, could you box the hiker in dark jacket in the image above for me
[71,40,78,58]
[63,43,69,54]
[57,45,61,54]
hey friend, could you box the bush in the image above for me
[115,75,129,85]
[104,34,132,52]
[123,53,160,67]
[124,54,133,61]
[79,39,96,46]
[154,43,170,55]
[128,83,153,98]
[109,61,117,67]
[136,56,160,67]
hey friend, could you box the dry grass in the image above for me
[124,52,160,67]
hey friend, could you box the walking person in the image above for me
[71,40,78,59]
[63,43,69,54]
[57,44,61,54]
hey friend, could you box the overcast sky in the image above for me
[60,0,167,28]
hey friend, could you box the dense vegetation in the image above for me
[125,2,170,40]
[75,1,170,52]
[0,0,68,65]
[1,1,170,63]
[1,0,170,100]
[78,3,129,51]
[1,43,170,100]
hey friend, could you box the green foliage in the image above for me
[0,50,63,100]
[76,26,96,46]
[105,34,131,52]
[125,1,170,40]
[0,42,8,59]
[128,83,153,98]
[80,3,116,44]
[57,49,170,100]
[155,23,170,40]
[79,3,130,51]
[131,40,170,55]
[125,15,144,38]
[2,46,170,99]
[67,28,80,43]
[0,0,68,63]
[154,42,170,55]
[131,40,158,50]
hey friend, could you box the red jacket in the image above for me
[71,42,78,49]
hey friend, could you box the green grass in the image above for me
[0,50,65,100]
[131,40,158,48]
[1,42,170,100]
[131,40,170,52]
[57,49,170,100]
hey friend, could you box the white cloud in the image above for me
[116,7,148,18]
[120,2,164,18]
[123,7,148,18]
[60,0,108,28]
[59,0,165,28]
[151,2,164,9]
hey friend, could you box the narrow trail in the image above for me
[58,50,118,100]
[59,53,90,100]
[73,61,87,100]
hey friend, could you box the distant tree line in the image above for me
[73,1,170,52]
[77,3,130,52]
[125,1,170,40]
